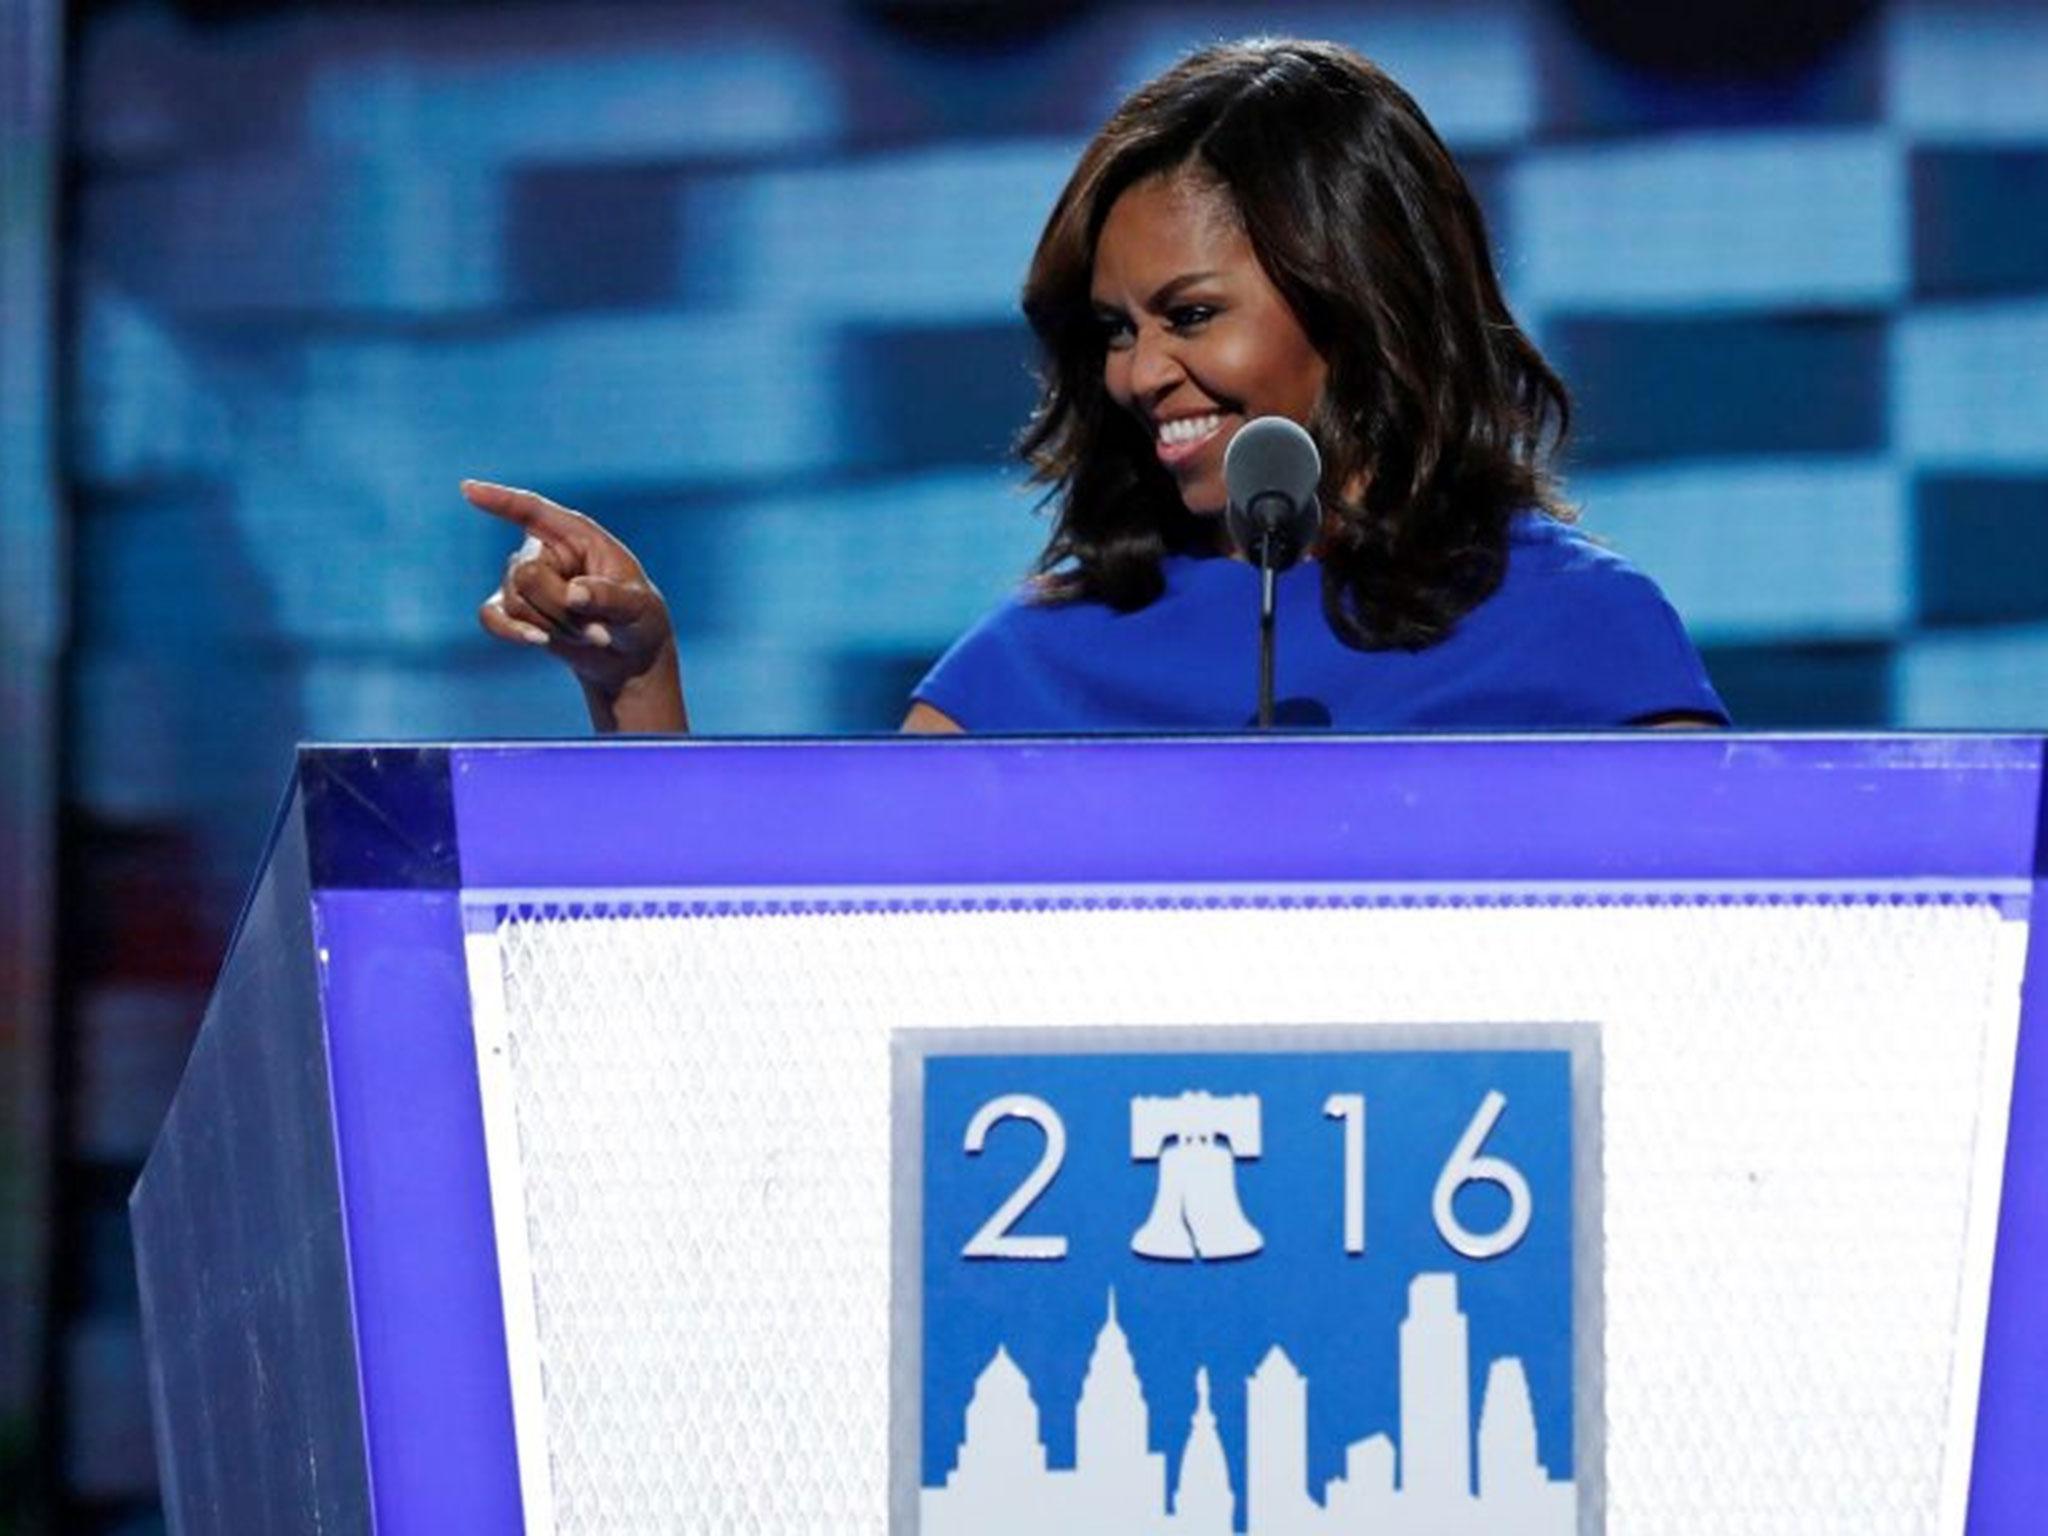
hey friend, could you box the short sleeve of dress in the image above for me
[912,597,1048,731]
[1537,558,1729,725]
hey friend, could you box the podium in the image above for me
[132,736,2048,1534]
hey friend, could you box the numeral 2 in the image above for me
[961,1095,1069,1260]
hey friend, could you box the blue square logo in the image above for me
[905,1040,1581,1534]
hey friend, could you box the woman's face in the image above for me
[1090,171,1328,516]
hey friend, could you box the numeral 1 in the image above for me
[1323,1093,1366,1255]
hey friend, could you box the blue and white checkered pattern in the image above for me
[64,0,2048,847]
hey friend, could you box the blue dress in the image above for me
[914,514,1727,731]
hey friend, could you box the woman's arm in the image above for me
[468,479,689,733]
[901,701,964,734]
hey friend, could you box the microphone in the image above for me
[1224,416,1321,571]
[1223,417,1322,728]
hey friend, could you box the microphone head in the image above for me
[1223,416,1322,571]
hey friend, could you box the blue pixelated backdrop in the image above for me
[62,1,2048,903]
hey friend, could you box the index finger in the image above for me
[462,479,588,551]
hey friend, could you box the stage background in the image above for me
[4,0,2046,1530]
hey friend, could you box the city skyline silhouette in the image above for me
[922,1275,1574,1535]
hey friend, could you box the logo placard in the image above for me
[896,1033,1589,1535]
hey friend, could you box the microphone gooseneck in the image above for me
[1223,417,1322,728]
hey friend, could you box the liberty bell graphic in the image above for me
[1129,1091,1264,1260]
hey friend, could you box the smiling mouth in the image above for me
[1154,412,1227,466]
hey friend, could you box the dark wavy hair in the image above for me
[1019,38,1572,650]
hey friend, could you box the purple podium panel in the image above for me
[449,735,2043,891]
[133,735,2048,1535]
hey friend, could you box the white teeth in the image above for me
[1158,413,1222,447]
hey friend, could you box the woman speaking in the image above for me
[469,37,1726,733]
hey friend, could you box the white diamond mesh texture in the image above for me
[487,898,2021,1535]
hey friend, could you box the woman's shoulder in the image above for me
[947,556,1222,639]
[939,573,1106,647]
[1506,510,1637,577]
[1500,511,1677,619]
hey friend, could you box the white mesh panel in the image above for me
[479,896,2023,1535]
